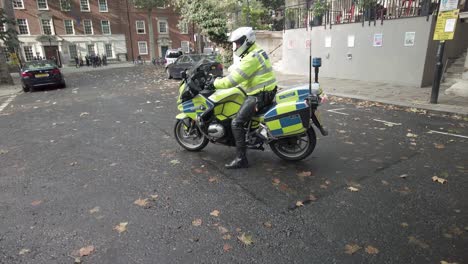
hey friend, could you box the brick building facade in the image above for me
[12,0,194,64]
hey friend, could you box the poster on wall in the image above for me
[347,35,355,47]
[404,32,416,46]
[373,33,383,47]
[325,36,332,48]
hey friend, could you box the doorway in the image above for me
[161,46,168,58]
[43,45,62,66]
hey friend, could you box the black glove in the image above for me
[205,77,216,90]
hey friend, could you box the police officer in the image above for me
[213,27,277,169]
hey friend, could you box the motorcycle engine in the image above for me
[207,123,225,139]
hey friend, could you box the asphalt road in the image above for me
[0,66,467,264]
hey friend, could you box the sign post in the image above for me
[430,8,460,104]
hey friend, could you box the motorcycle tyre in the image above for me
[269,128,316,161]
[174,119,209,151]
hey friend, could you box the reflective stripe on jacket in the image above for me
[214,43,277,95]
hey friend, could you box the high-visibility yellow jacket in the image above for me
[214,43,277,95]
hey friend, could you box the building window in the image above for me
[64,20,74,35]
[181,41,189,53]
[87,44,95,55]
[3,47,10,62]
[136,21,145,34]
[60,0,71,11]
[80,0,90,11]
[69,44,77,59]
[37,0,48,10]
[105,44,113,58]
[138,41,148,55]
[83,20,93,35]
[23,46,34,61]
[41,19,53,35]
[17,19,29,35]
[179,22,188,34]
[98,0,108,12]
[158,21,167,34]
[13,0,24,9]
[101,20,111,34]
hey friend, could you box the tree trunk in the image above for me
[1,0,15,85]
[147,8,156,59]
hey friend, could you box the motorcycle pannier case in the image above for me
[263,101,310,137]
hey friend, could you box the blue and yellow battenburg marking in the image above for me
[275,86,310,104]
[179,95,214,118]
[264,101,309,137]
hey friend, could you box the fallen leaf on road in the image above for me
[73,257,81,263]
[348,186,359,192]
[399,174,408,179]
[31,200,42,206]
[192,218,202,227]
[308,194,318,202]
[406,133,418,138]
[208,177,219,183]
[237,233,253,246]
[193,168,206,174]
[134,198,149,207]
[79,246,95,257]
[434,143,445,149]
[432,176,447,184]
[408,236,429,249]
[365,246,379,254]
[320,184,328,189]
[381,180,389,185]
[401,222,409,228]
[297,171,312,178]
[344,244,361,254]
[170,160,180,165]
[272,178,280,185]
[0,149,8,155]
[114,222,128,233]
[89,206,100,214]
[150,194,159,200]
[80,112,89,117]
[223,244,232,252]
[218,226,229,234]
[296,201,304,207]
[210,210,220,217]
[263,222,272,228]
[140,121,147,124]
[440,261,459,264]
[19,248,30,255]
[449,226,463,236]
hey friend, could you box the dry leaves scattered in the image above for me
[432,176,447,184]
[31,200,42,206]
[89,206,100,214]
[440,261,459,264]
[114,222,128,233]
[434,143,445,149]
[223,244,232,252]
[170,160,180,165]
[78,246,95,257]
[134,198,149,207]
[297,171,312,178]
[263,222,272,228]
[192,218,202,227]
[18,249,30,255]
[237,233,253,246]
[210,210,220,217]
[401,222,409,228]
[408,236,429,249]
[344,244,361,255]
[348,186,359,192]
[208,177,219,183]
[80,112,89,117]
[295,201,304,207]
[365,246,379,255]
[272,178,280,185]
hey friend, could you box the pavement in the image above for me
[0,66,467,263]
[275,71,468,116]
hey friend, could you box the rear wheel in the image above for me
[269,128,316,161]
[22,85,30,93]
[174,119,209,151]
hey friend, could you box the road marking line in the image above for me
[427,130,468,139]
[373,119,402,126]
[0,94,16,113]
[327,108,349,116]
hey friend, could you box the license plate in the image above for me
[35,73,48,78]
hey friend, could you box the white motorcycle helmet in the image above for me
[229,27,256,57]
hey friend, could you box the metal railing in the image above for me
[283,0,440,30]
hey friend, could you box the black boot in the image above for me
[225,147,248,169]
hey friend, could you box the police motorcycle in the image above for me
[174,58,328,161]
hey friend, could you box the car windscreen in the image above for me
[190,55,215,62]
[24,61,57,70]
[166,52,182,58]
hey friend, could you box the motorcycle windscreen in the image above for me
[263,101,310,137]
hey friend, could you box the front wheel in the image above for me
[269,128,316,161]
[174,119,209,151]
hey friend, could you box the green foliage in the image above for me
[0,11,20,51]
[133,0,168,10]
[312,0,329,17]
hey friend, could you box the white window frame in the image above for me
[80,0,90,12]
[37,0,49,10]
[136,20,145,34]
[60,0,71,11]
[83,19,93,35]
[181,41,190,53]
[101,20,111,35]
[69,44,78,59]
[87,44,95,55]
[105,43,113,58]
[138,41,148,55]
[23,46,34,61]
[64,20,74,35]
[17,19,29,35]
[13,0,24,9]
[158,20,168,34]
[98,0,108,12]
[179,22,188,34]
[41,18,54,35]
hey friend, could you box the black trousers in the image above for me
[231,89,276,150]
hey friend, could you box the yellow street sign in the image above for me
[433,9,460,41]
